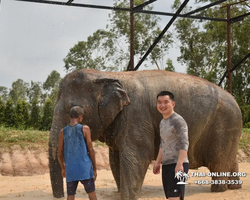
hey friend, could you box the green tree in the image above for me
[27,81,42,103]
[40,98,53,131]
[43,70,61,105]
[165,59,175,72]
[22,99,30,129]
[4,97,15,127]
[63,30,118,71]
[14,98,25,129]
[9,79,29,104]
[0,86,8,102]
[43,70,61,91]
[173,0,250,104]
[63,0,173,72]
[0,96,5,126]
[30,97,41,129]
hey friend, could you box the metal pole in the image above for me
[129,0,134,70]
[227,4,232,94]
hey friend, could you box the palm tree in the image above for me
[175,170,183,180]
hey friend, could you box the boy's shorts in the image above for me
[67,178,95,195]
[162,163,189,200]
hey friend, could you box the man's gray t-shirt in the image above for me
[160,112,189,165]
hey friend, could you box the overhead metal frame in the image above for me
[14,0,250,93]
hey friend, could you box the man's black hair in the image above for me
[157,91,175,101]
[70,106,84,118]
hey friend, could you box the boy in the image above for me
[153,91,189,200]
[58,106,97,200]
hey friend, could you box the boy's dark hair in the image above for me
[70,106,84,118]
[157,91,175,101]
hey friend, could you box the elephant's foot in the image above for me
[53,192,64,199]
[228,176,242,190]
[211,184,227,192]
[228,184,242,190]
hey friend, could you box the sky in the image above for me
[0,0,195,89]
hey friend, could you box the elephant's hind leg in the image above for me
[227,157,242,190]
[207,154,241,192]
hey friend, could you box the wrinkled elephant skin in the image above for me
[49,69,242,200]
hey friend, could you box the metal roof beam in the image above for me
[231,12,250,23]
[134,0,190,71]
[184,0,227,16]
[66,0,74,5]
[218,52,250,86]
[133,0,157,12]
[135,10,227,22]
[14,0,132,12]
[14,0,227,22]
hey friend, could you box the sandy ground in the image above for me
[0,162,249,200]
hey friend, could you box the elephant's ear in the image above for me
[97,78,130,129]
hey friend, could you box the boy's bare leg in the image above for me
[88,191,97,200]
[169,195,181,200]
[67,195,75,200]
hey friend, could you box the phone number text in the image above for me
[194,180,243,185]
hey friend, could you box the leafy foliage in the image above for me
[40,98,53,131]
[173,0,250,104]
[43,70,61,91]
[165,59,175,72]
[14,99,26,129]
[0,86,8,102]
[63,0,173,72]
[9,79,29,104]
[4,98,15,127]
[0,96,5,126]
[27,81,43,103]
[30,98,41,130]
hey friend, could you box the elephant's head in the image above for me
[50,70,130,157]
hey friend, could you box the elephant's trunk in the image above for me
[49,104,66,198]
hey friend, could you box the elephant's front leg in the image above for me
[49,143,64,198]
[119,147,151,200]
[109,148,120,192]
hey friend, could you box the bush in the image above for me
[240,105,250,128]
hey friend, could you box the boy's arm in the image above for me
[57,129,65,177]
[83,125,97,179]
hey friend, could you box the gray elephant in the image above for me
[49,69,242,200]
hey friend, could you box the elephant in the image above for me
[49,69,242,200]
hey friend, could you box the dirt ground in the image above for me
[0,145,250,200]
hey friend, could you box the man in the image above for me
[58,106,97,200]
[153,91,189,200]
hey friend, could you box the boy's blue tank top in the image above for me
[63,123,94,182]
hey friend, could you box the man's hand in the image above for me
[175,163,183,173]
[153,162,161,174]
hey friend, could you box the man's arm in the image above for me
[175,117,189,173]
[175,150,188,173]
[57,129,65,177]
[83,125,97,180]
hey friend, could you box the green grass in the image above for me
[239,128,250,151]
[0,126,249,151]
[0,126,106,150]
[0,126,49,149]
